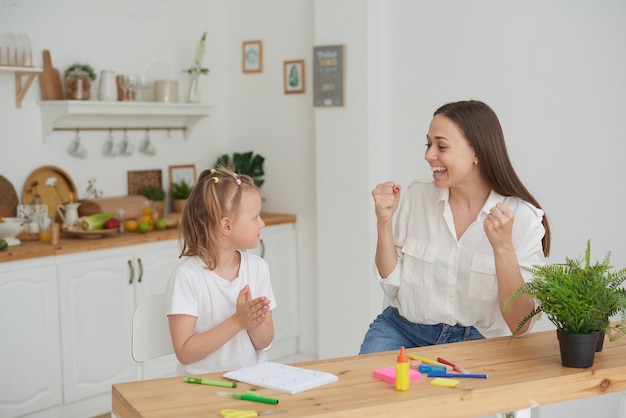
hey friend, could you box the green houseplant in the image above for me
[215,151,265,188]
[504,240,626,368]
[170,179,194,213]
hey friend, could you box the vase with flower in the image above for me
[183,31,209,103]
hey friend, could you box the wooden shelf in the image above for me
[39,100,212,141]
[0,66,43,108]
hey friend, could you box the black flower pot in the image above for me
[556,330,597,368]
[595,331,605,352]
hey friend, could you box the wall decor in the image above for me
[242,40,263,73]
[283,59,305,94]
[168,164,197,188]
[127,169,162,195]
[313,44,345,107]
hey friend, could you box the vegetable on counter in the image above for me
[79,212,117,230]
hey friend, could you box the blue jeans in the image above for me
[359,306,485,354]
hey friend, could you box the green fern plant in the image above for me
[215,151,265,188]
[504,239,626,341]
[171,179,193,199]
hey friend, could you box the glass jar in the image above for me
[65,69,92,100]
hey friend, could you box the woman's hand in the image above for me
[372,181,401,224]
[235,285,270,330]
[483,202,515,251]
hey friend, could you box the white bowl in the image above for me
[0,217,26,240]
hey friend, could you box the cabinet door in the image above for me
[0,264,63,418]
[133,240,181,305]
[58,252,136,402]
[252,223,300,360]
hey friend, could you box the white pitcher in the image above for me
[57,202,81,226]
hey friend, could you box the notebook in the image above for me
[222,362,339,394]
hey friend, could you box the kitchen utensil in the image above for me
[139,130,156,155]
[22,165,78,219]
[0,175,19,218]
[118,130,134,155]
[39,50,63,100]
[103,130,117,156]
[0,217,25,246]
[79,195,149,220]
[154,80,178,102]
[98,70,117,101]
[57,202,81,227]
[68,130,88,158]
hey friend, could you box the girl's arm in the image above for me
[168,285,272,365]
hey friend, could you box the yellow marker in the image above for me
[408,354,445,366]
[430,377,459,388]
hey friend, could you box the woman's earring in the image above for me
[473,160,478,166]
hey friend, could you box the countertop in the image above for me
[0,212,296,263]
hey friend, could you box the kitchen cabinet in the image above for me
[0,214,297,417]
[57,240,180,407]
[248,222,300,361]
[0,258,62,418]
[39,100,212,141]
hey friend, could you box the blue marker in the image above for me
[418,364,447,373]
[427,372,487,379]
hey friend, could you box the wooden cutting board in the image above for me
[39,50,63,100]
[79,195,150,221]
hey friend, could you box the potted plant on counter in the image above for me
[504,240,626,368]
[215,151,265,188]
[170,179,193,213]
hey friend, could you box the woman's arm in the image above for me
[373,182,402,278]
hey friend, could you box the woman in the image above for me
[359,100,551,354]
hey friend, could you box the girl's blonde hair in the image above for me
[179,166,257,269]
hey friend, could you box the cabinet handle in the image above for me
[137,258,143,283]
[127,259,135,284]
[259,239,266,258]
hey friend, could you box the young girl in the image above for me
[166,167,275,374]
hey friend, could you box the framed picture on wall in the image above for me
[283,59,305,94]
[313,44,345,107]
[168,164,197,189]
[242,40,263,73]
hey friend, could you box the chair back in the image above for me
[132,293,174,380]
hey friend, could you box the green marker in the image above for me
[217,390,279,405]
[183,377,237,388]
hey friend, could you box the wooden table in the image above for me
[112,329,626,417]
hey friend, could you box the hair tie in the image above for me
[235,178,241,186]
[210,168,216,174]
[212,177,219,183]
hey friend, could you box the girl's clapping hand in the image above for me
[235,285,271,330]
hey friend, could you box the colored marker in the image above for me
[436,357,471,374]
[408,354,445,366]
[183,377,237,388]
[418,364,447,374]
[217,391,279,405]
[427,372,487,379]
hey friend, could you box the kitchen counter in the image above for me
[0,212,296,263]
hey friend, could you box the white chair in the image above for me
[132,293,174,380]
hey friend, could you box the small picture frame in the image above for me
[283,59,305,94]
[242,40,263,73]
[168,164,197,189]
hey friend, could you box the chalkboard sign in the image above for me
[313,45,345,107]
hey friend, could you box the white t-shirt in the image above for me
[166,251,277,374]
[376,179,546,338]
